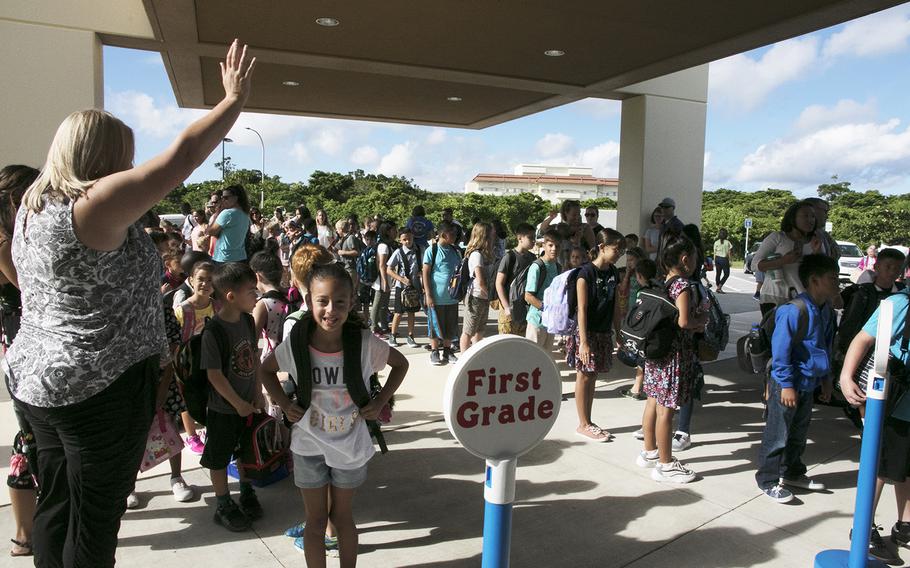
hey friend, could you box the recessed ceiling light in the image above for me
[282,80,300,87]
[544,49,565,57]
[315,17,340,27]
[446,96,462,102]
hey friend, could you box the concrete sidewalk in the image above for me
[0,309,883,567]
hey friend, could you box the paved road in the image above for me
[708,267,761,315]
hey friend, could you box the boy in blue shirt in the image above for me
[524,230,561,351]
[756,254,840,503]
[422,221,462,366]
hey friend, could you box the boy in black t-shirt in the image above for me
[200,262,263,532]
[495,223,537,337]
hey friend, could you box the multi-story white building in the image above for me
[464,164,618,204]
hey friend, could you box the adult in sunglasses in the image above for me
[585,205,604,237]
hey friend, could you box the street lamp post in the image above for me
[246,127,266,209]
[221,137,233,181]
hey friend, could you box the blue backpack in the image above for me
[357,246,378,283]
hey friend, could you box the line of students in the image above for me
[169,202,910,564]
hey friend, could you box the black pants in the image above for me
[15,356,158,568]
[715,256,731,289]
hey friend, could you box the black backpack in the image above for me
[175,313,255,426]
[449,254,472,302]
[837,282,905,356]
[163,281,192,310]
[619,278,680,360]
[288,316,388,454]
[508,258,553,324]
[696,282,731,361]
[737,298,809,375]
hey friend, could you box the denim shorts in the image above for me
[293,453,368,489]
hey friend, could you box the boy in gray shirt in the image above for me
[200,262,263,532]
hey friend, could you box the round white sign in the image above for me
[443,335,562,461]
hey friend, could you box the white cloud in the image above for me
[794,98,877,133]
[426,128,447,145]
[709,37,819,111]
[735,118,910,187]
[535,133,574,158]
[572,98,621,119]
[575,142,621,177]
[290,142,310,163]
[378,142,417,176]
[350,145,379,165]
[823,5,910,59]
[106,90,202,138]
[312,128,345,156]
[229,113,322,146]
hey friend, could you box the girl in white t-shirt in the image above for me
[259,261,408,567]
[315,209,334,249]
[460,222,496,354]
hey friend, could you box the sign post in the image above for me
[744,217,752,262]
[443,335,562,568]
[814,299,894,568]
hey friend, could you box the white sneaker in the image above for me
[651,458,696,483]
[170,476,195,502]
[672,431,691,451]
[633,428,645,440]
[126,492,139,509]
[636,449,659,468]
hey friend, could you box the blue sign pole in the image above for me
[815,299,894,568]
[482,459,517,568]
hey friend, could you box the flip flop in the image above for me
[10,538,32,557]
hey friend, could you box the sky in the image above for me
[103,4,910,198]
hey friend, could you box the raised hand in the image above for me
[220,39,256,103]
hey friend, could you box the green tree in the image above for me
[580,197,617,210]
[817,175,852,203]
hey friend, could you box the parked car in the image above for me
[744,241,762,274]
[836,240,863,283]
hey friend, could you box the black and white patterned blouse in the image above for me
[5,199,167,407]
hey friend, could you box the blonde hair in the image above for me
[23,109,134,212]
[465,222,494,262]
[290,244,335,290]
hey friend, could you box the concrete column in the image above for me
[0,20,103,169]
[615,65,709,237]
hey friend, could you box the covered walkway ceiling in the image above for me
[102,0,904,129]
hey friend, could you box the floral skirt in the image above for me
[566,328,614,374]
[642,332,697,409]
